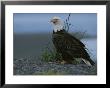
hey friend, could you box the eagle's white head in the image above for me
[50,16,64,32]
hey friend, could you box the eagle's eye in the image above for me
[53,21,56,24]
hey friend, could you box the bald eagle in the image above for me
[50,16,95,66]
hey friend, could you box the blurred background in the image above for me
[14,13,97,35]
[14,13,97,61]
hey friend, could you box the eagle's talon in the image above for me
[61,60,67,64]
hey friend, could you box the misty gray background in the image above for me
[14,13,97,36]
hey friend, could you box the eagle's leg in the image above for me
[61,60,68,64]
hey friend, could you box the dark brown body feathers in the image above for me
[52,29,95,65]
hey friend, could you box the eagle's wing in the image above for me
[53,32,86,56]
[65,32,85,47]
[52,32,95,65]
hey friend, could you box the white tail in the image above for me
[82,59,92,66]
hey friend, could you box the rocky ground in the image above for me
[14,56,97,75]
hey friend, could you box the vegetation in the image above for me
[63,13,71,32]
[41,44,62,62]
[41,44,82,64]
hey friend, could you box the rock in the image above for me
[14,56,97,75]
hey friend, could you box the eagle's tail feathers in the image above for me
[82,59,95,66]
